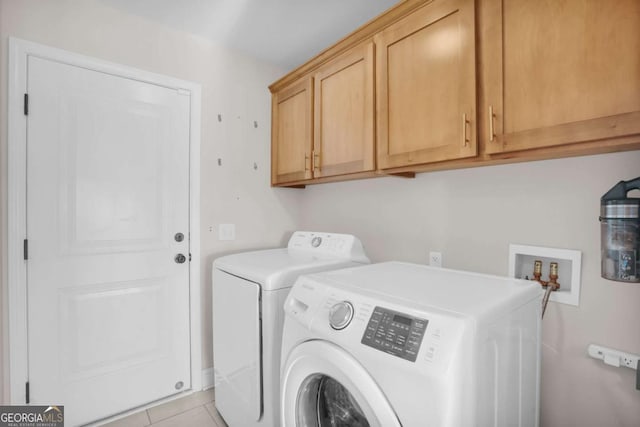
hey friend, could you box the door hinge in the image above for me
[25,381,30,404]
[24,93,29,115]
[23,239,28,260]
[189,253,192,262]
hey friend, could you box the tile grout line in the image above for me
[145,391,216,425]
[202,403,218,427]
[148,406,199,425]
[208,404,228,427]
[146,404,216,427]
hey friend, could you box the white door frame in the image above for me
[6,37,202,403]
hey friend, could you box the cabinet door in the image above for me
[313,42,375,178]
[376,0,477,170]
[483,0,640,154]
[271,77,313,185]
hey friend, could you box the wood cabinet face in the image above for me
[484,0,640,154]
[376,0,477,170]
[271,78,313,184]
[314,42,375,178]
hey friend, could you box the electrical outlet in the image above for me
[429,251,442,267]
[588,344,640,371]
[623,355,640,369]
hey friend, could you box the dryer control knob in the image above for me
[329,301,354,330]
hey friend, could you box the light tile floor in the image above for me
[102,390,228,427]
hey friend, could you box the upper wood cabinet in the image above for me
[376,0,477,170]
[313,42,375,178]
[271,77,313,185]
[481,0,640,154]
[271,42,375,185]
[270,0,640,187]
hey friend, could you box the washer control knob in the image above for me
[329,301,354,330]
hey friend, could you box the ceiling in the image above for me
[100,0,400,69]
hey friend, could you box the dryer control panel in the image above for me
[361,306,428,362]
[287,231,369,263]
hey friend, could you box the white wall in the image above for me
[0,0,301,403]
[298,151,640,426]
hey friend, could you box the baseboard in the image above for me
[201,367,215,390]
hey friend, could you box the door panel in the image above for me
[63,94,164,247]
[59,93,166,253]
[484,0,640,153]
[27,56,191,426]
[376,0,477,169]
[503,0,640,132]
[314,42,375,178]
[271,77,313,184]
[58,280,168,380]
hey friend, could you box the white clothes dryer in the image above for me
[281,262,542,427]
[212,231,369,427]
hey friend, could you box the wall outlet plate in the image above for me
[588,344,640,370]
[218,223,236,241]
[429,251,442,267]
[509,244,582,307]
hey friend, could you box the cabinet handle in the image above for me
[305,154,310,171]
[462,113,470,147]
[489,105,495,142]
[313,151,321,171]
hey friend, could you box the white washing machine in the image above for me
[212,231,369,427]
[281,261,542,427]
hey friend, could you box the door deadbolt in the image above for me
[175,254,186,264]
[174,232,184,242]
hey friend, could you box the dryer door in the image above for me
[213,269,262,424]
[281,340,401,427]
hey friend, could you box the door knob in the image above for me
[175,254,186,264]
[174,232,184,242]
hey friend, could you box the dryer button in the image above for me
[329,301,354,330]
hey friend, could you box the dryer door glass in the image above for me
[297,375,370,427]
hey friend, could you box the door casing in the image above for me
[6,37,202,404]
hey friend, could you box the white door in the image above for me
[26,56,191,426]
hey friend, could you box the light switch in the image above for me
[219,224,235,241]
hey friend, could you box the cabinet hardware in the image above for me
[489,105,495,142]
[462,113,470,147]
[305,154,310,171]
[313,151,321,171]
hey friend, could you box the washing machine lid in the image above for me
[213,231,369,291]
[310,261,542,319]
